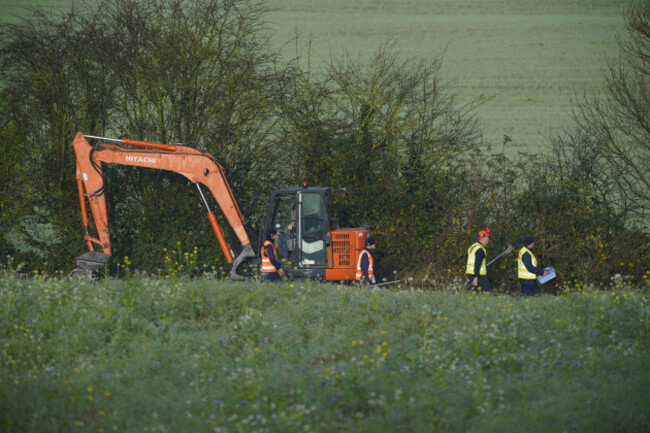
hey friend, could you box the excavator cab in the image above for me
[261,186,336,279]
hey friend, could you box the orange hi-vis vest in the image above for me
[466,242,487,276]
[261,240,278,273]
[518,246,537,280]
[355,249,374,281]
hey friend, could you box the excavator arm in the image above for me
[72,132,255,279]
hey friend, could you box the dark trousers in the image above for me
[519,278,540,296]
[466,275,491,293]
[278,233,289,259]
[265,272,281,282]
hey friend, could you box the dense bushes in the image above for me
[0,0,292,274]
[1,0,648,290]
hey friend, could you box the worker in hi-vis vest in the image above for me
[356,237,376,286]
[466,228,491,292]
[518,235,547,296]
[261,228,285,282]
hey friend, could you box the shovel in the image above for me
[487,245,513,267]
[373,279,406,288]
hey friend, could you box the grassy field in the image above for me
[266,0,629,152]
[0,0,629,152]
[1,270,649,432]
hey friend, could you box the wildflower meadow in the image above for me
[1,270,648,432]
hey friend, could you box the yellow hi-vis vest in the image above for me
[355,249,374,282]
[261,240,278,273]
[518,246,537,280]
[466,242,487,276]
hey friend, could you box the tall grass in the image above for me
[1,270,648,432]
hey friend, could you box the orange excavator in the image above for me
[72,132,371,281]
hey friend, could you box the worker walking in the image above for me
[518,235,547,296]
[356,237,377,286]
[261,228,285,282]
[466,228,491,292]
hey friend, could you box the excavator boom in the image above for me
[73,132,255,279]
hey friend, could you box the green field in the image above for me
[0,0,629,152]
[266,0,628,152]
[1,271,649,432]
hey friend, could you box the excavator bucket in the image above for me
[70,251,111,279]
[229,243,257,280]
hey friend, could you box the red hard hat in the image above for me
[478,228,491,239]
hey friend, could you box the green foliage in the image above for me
[564,0,650,221]
[0,122,24,256]
[1,272,649,432]
[0,0,294,275]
